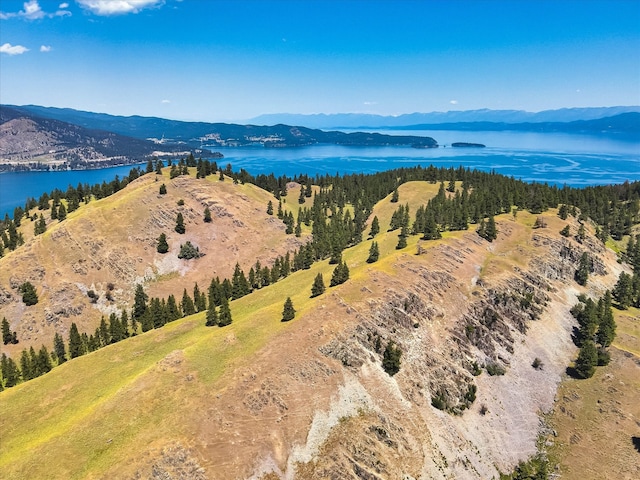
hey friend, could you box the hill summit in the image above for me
[0,163,637,479]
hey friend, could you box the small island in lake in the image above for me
[451,142,486,148]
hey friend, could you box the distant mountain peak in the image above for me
[248,106,640,129]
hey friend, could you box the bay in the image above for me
[1,130,638,219]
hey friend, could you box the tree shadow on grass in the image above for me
[565,366,582,379]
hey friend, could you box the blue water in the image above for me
[1,130,638,219]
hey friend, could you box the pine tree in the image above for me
[577,222,586,243]
[310,273,326,298]
[148,297,165,328]
[132,284,148,321]
[330,260,349,287]
[382,341,402,376]
[194,283,207,312]
[218,296,233,327]
[20,349,34,381]
[1,353,21,387]
[120,309,130,337]
[53,332,66,364]
[575,252,592,286]
[613,272,633,309]
[2,317,12,345]
[485,215,497,241]
[138,309,152,332]
[367,241,380,263]
[157,233,169,254]
[558,204,569,220]
[37,345,52,374]
[204,207,212,223]
[68,323,84,359]
[146,159,154,173]
[281,297,296,322]
[29,346,40,378]
[596,291,616,348]
[266,200,274,215]
[396,225,408,249]
[99,316,110,346]
[155,159,164,175]
[423,211,441,240]
[34,214,46,235]
[574,340,597,379]
[205,305,219,326]
[369,215,380,238]
[560,225,571,237]
[181,289,196,316]
[109,312,124,343]
[20,282,38,306]
[57,202,67,221]
[390,187,399,203]
[178,241,201,259]
[231,263,250,299]
[175,212,186,234]
[159,183,167,194]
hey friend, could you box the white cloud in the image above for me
[40,45,52,52]
[450,100,458,105]
[0,0,70,20]
[0,43,30,55]
[77,0,165,16]
[161,99,170,104]
[21,0,45,19]
[363,101,378,106]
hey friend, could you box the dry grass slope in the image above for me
[0,179,634,479]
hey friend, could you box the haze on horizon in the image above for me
[0,0,638,123]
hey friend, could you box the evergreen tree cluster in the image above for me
[2,317,18,345]
[382,341,402,376]
[330,260,350,287]
[570,292,616,378]
[612,234,640,309]
[167,154,218,180]
[0,308,138,389]
[19,282,38,306]
[177,241,202,259]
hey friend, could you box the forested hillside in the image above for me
[0,160,638,479]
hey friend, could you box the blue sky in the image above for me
[0,0,638,122]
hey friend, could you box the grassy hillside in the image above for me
[1,179,634,479]
[0,169,302,355]
[548,306,640,480]
[0,180,440,479]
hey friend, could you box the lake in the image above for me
[1,130,638,219]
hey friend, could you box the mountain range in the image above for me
[1,104,638,173]
[249,106,640,129]
[0,105,438,171]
